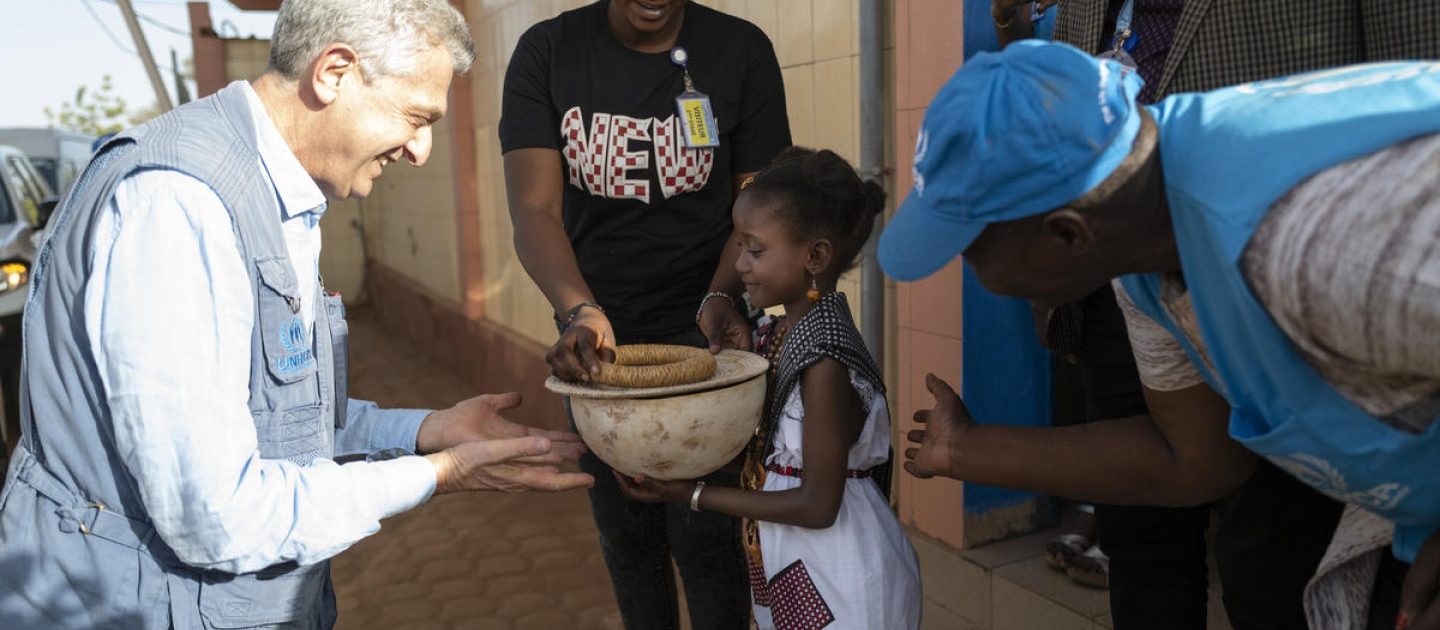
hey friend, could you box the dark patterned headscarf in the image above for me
[767,292,885,427]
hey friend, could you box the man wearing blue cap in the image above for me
[886,40,1440,630]
[990,3,1439,629]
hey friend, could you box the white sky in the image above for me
[1,0,277,128]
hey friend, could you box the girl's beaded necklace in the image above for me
[742,315,787,568]
[743,316,787,490]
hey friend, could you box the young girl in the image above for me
[617,148,922,629]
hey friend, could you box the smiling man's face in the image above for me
[309,46,452,199]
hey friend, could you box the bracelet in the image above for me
[561,301,604,330]
[690,481,706,512]
[695,291,735,323]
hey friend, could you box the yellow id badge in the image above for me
[676,91,720,149]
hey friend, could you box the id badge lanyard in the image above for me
[1097,0,1139,69]
[670,46,720,149]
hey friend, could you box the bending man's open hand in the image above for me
[904,373,976,480]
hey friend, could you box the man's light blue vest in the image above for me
[1120,62,1440,562]
[0,83,350,628]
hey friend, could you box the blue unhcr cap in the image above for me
[879,40,1145,281]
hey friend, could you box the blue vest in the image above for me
[0,83,350,628]
[1121,61,1440,562]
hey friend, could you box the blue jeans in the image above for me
[566,326,749,630]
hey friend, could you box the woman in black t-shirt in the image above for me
[500,1,791,627]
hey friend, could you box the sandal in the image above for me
[1065,544,1110,589]
[1044,533,1092,571]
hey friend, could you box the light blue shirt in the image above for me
[82,81,436,574]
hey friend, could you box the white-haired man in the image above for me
[0,1,592,627]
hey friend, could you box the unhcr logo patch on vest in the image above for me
[275,314,315,376]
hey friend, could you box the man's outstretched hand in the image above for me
[904,374,975,480]
[427,437,593,494]
[417,392,593,494]
[417,392,587,463]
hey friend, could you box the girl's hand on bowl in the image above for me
[614,471,695,504]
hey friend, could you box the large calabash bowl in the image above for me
[545,350,769,480]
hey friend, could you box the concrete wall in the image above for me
[359,125,463,305]
[462,0,572,348]
[893,0,969,549]
[221,38,269,85]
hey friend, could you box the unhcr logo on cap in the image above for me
[912,127,930,196]
[1098,62,1115,125]
[878,41,1147,283]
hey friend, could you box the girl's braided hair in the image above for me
[743,147,886,271]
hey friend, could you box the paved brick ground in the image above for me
[333,309,627,630]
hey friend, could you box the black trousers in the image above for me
[1073,285,1345,630]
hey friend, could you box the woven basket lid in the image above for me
[544,349,769,400]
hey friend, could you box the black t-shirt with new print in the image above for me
[500,0,791,341]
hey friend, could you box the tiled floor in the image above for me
[334,309,711,630]
[914,529,1236,630]
[332,309,627,630]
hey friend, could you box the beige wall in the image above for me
[317,200,368,301]
[893,0,968,550]
[463,0,894,350]
[221,38,270,85]
[464,0,575,346]
[359,126,463,305]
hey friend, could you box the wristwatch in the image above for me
[366,447,416,462]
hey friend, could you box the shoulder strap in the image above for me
[766,292,884,432]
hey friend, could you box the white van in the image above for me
[0,128,95,194]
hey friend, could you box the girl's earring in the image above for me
[806,273,821,302]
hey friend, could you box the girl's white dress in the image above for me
[751,368,923,630]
